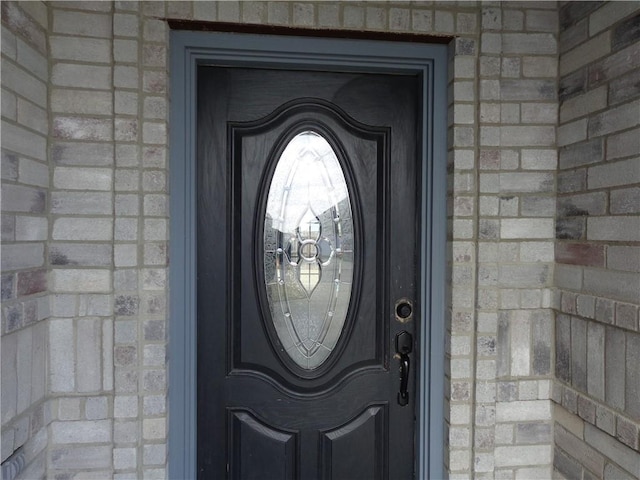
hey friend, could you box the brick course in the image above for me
[2,1,639,479]
[555,2,640,478]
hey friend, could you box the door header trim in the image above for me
[167,19,453,45]
[169,30,448,480]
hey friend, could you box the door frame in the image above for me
[168,29,448,479]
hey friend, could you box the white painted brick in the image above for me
[115,91,139,116]
[115,244,138,267]
[0,243,44,271]
[77,318,102,392]
[2,24,17,60]
[57,1,113,11]
[79,294,112,316]
[142,122,166,145]
[143,443,166,466]
[503,33,557,54]
[49,319,75,393]
[114,65,139,89]
[193,2,217,22]
[52,10,112,38]
[114,447,137,470]
[480,79,500,100]
[589,100,640,138]
[53,116,112,141]
[454,56,475,79]
[510,317,530,376]
[85,396,108,420]
[29,321,46,404]
[522,56,557,78]
[588,216,640,242]
[2,61,47,108]
[482,33,502,54]
[454,81,475,103]
[585,424,640,476]
[15,216,47,241]
[500,172,554,193]
[521,103,557,124]
[589,1,640,35]
[501,126,555,147]
[115,217,138,241]
[52,269,111,293]
[17,99,47,138]
[51,192,113,215]
[52,218,112,241]
[501,219,554,239]
[611,185,639,214]
[608,246,640,273]
[584,268,640,304]
[1,121,46,161]
[435,11,454,33]
[515,466,551,479]
[16,38,47,82]
[51,89,113,115]
[520,242,554,263]
[521,150,557,170]
[114,38,138,63]
[50,36,111,63]
[1,183,46,213]
[53,167,113,191]
[526,9,558,33]
[51,420,111,444]
[560,31,611,76]
[19,157,48,187]
[560,86,607,123]
[50,445,111,470]
[53,141,114,166]
[102,318,113,391]
[496,400,552,423]
[557,119,587,147]
[555,264,583,291]
[2,87,17,120]
[607,127,640,160]
[588,158,640,189]
[52,63,112,90]
[114,118,137,143]
[412,9,432,33]
[143,418,166,440]
[15,327,32,413]
[114,395,138,418]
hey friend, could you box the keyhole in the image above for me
[396,301,413,320]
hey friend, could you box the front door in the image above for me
[197,66,421,479]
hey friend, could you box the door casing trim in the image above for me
[169,30,448,479]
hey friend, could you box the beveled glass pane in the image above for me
[264,131,354,370]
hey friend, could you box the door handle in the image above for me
[395,331,413,406]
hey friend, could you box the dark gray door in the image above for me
[197,66,421,479]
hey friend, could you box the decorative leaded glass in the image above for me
[264,130,354,370]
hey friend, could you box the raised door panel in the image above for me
[320,405,387,480]
[229,410,297,479]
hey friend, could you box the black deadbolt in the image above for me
[396,301,413,319]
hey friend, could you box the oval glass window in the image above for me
[264,130,354,370]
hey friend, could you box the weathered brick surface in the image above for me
[556,3,640,471]
[1,1,51,473]
[2,1,639,479]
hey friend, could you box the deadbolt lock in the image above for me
[395,298,413,322]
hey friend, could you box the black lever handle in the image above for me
[395,331,413,406]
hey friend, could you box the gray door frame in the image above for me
[168,30,448,479]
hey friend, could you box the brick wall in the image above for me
[47,2,117,478]
[1,2,50,479]
[1,1,637,479]
[554,2,640,479]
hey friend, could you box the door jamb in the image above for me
[168,30,448,479]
